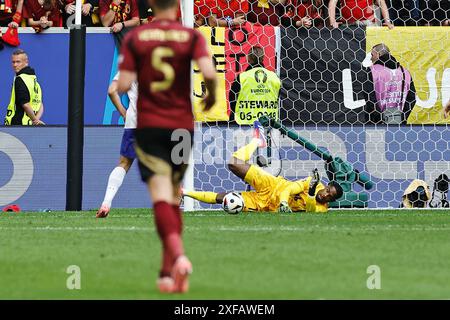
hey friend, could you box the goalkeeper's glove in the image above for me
[278,201,292,213]
[308,168,320,197]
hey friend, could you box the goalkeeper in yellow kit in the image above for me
[183,121,343,213]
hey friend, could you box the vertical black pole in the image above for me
[66,25,86,211]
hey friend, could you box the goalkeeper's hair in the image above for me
[329,181,344,200]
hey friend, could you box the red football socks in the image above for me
[172,204,183,235]
[153,201,184,276]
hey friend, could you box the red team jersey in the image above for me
[284,0,322,23]
[23,0,62,27]
[247,0,283,25]
[119,20,209,131]
[194,0,214,20]
[212,0,249,18]
[340,0,375,23]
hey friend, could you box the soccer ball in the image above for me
[222,192,244,214]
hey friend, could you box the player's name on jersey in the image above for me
[138,29,190,42]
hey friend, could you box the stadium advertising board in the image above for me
[0,127,149,211]
[193,125,450,209]
[2,126,449,210]
[280,26,369,125]
[366,27,450,124]
[0,30,115,125]
[0,28,447,125]
[192,24,277,121]
[280,26,450,125]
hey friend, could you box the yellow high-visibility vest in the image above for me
[4,73,42,125]
[235,67,281,125]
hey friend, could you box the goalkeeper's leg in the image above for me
[228,120,267,180]
[182,190,225,204]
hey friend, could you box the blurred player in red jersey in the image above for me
[117,0,217,294]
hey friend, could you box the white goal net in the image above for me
[183,0,450,210]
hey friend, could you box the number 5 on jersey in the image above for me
[151,47,175,93]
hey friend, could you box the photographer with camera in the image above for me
[401,180,431,208]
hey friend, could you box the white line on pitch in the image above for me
[1,225,450,232]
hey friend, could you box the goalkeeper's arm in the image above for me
[278,182,304,213]
[305,169,323,213]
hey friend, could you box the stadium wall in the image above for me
[1,125,449,210]
[0,127,149,211]
[0,29,117,125]
[193,125,450,209]
[0,27,448,211]
[0,27,447,125]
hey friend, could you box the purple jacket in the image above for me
[371,64,412,113]
[368,55,416,124]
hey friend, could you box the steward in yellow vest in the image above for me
[229,46,281,125]
[4,49,45,126]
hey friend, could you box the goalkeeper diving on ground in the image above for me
[183,121,343,213]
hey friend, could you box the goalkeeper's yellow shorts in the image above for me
[240,165,277,212]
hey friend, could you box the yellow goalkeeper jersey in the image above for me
[240,165,328,213]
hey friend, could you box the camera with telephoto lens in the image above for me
[407,186,428,208]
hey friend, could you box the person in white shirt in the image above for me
[96,72,138,218]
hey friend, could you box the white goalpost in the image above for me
[181,0,196,211]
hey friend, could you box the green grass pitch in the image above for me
[0,209,449,299]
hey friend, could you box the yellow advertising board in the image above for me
[193,27,229,121]
[366,27,450,124]
[192,25,277,122]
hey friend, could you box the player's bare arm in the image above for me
[117,70,136,94]
[108,80,127,119]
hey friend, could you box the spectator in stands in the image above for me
[247,0,286,26]
[207,0,249,27]
[282,0,326,28]
[328,0,394,29]
[4,49,45,126]
[24,0,63,31]
[194,0,213,27]
[63,0,101,27]
[0,0,24,27]
[137,0,153,24]
[443,99,450,119]
[389,0,422,26]
[421,0,449,26]
[368,43,415,124]
[99,0,140,32]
